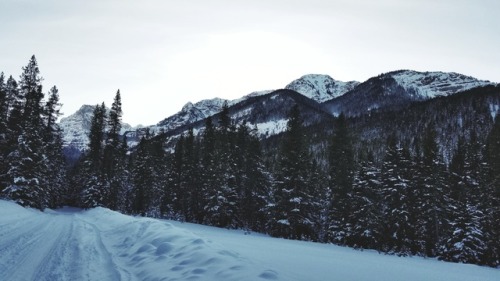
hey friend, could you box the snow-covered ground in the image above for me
[1,200,499,281]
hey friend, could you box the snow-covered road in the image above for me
[0,200,276,281]
[1,199,499,281]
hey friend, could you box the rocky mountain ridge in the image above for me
[59,70,496,154]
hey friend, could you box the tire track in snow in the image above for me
[75,216,134,281]
[0,215,62,281]
[30,214,77,281]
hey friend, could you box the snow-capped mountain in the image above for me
[157,89,335,149]
[324,70,495,117]
[390,70,494,98]
[59,104,133,152]
[60,70,496,156]
[152,75,353,135]
[285,74,359,103]
[153,90,273,134]
[59,105,96,152]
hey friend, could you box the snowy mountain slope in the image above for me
[1,200,499,281]
[153,90,273,134]
[60,70,496,154]
[390,70,495,98]
[151,74,352,136]
[59,104,133,152]
[58,105,95,152]
[285,74,359,103]
[323,70,496,117]
[156,89,335,151]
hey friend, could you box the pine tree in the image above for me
[202,104,240,228]
[3,56,48,209]
[132,136,165,216]
[483,115,500,266]
[88,103,107,166]
[414,126,449,257]
[0,73,7,193]
[79,103,108,208]
[327,113,355,244]
[270,105,316,240]
[41,86,67,207]
[237,123,272,232]
[196,116,217,224]
[440,139,486,264]
[103,90,122,178]
[348,156,383,249]
[379,135,414,255]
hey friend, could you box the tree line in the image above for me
[1,57,498,267]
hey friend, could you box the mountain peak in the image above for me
[385,70,494,98]
[285,74,359,103]
[181,102,195,112]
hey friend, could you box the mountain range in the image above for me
[59,70,497,158]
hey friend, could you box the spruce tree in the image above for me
[132,136,164,216]
[379,135,414,255]
[103,90,122,178]
[483,116,500,266]
[237,122,272,232]
[79,103,108,208]
[327,113,355,244]
[348,156,383,249]
[203,104,239,228]
[440,139,486,264]
[0,73,7,192]
[414,126,449,257]
[42,86,67,207]
[3,56,48,209]
[270,105,315,240]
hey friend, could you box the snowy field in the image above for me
[0,200,499,281]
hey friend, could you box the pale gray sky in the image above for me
[1,0,498,126]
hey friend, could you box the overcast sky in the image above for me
[1,0,499,126]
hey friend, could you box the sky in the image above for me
[0,0,499,126]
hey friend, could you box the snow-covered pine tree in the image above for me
[132,135,165,217]
[0,73,7,193]
[270,105,316,240]
[41,86,67,207]
[107,90,122,144]
[327,113,355,244]
[482,115,500,266]
[200,116,217,224]
[103,91,124,199]
[379,135,414,255]
[348,156,383,249]
[79,103,108,208]
[440,138,486,264]
[182,128,202,222]
[236,122,272,233]
[0,75,20,193]
[414,125,449,257]
[3,56,49,209]
[202,102,240,228]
